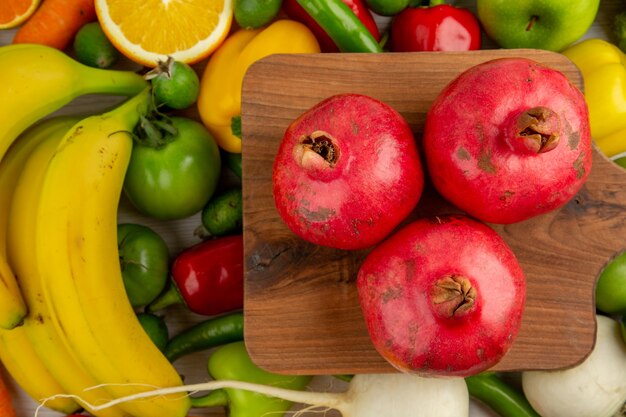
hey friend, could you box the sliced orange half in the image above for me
[95,0,233,67]
[0,0,40,29]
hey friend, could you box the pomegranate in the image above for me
[423,58,592,224]
[357,214,526,377]
[272,93,424,250]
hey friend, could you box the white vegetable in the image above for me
[37,373,469,417]
[522,315,626,417]
[330,373,469,417]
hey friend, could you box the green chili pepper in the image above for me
[296,0,383,53]
[163,312,244,362]
[191,341,312,417]
[465,372,541,417]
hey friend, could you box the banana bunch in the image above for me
[0,43,146,330]
[0,44,190,417]
[0,117,84,415]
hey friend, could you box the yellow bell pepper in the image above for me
[197,19,321,153]
[562,38,626,158]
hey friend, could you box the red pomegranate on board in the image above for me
[357,214,526,377]
[423,57,592,224]
[272,93,424,250]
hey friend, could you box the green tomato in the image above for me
[208,341,312,417]
[365,0,409,16]
[150,57,200,110]
[124,116,221,220]
[118,223,169,308]
[137,312,169,352]
[595,251,626,315]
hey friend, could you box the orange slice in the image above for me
[95,0,233,67]
[0,0,40,29]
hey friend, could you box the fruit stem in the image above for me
[77,65,149,97]
[526,15,538,31]
[512,106,560,154]
[431,275,477,318]
[127,90,179,149]
[143,56,174,80]
[146,279,184,312]
[189,389,229,408]
[101,86,152,128]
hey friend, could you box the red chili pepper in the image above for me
[149,235,244,316]
[283,0,381,52]
[390,1,481,52]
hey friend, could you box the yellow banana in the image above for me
[0,44,146,158]
[0,117,86,329]
[0,259,24,330]
[0,43,146,330]
[0,117,79,253]
[7,119,133,417]
[0,117,83,414]
[0,330,80,414]
[35,88,190,417]
[0,43,146,158]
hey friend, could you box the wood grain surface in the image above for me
[242,49,623,375]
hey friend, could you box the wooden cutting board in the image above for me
[241,49,621,375]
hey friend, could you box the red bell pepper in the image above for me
[390,0,481,52]
[283,0,381,52]
[148,235,244,316]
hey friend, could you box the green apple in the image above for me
[477,0,600,51]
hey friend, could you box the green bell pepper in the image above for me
[191,341,312,417]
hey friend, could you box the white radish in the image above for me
[37,373,469,417]
[522,315,626,417]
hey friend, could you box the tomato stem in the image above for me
[132,97,178,149]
